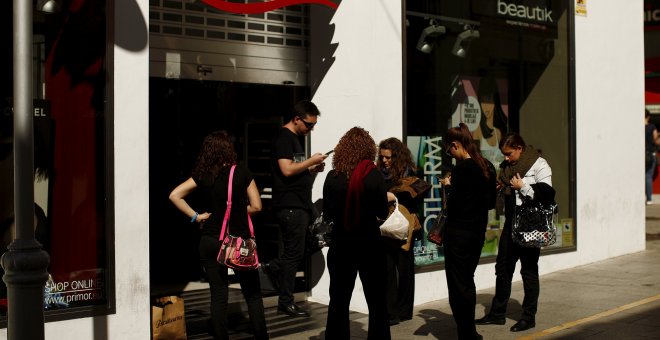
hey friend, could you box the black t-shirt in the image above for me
[446,158,496,234]
[271,127,314,211]
[193,165,254,239]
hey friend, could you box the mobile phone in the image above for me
[325,150,334,156]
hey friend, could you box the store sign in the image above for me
[407,136,444,267]
[44,269,106,309]
[201,0,338,14]
[497,0,553,23]
[472,0,558,30]
[645,0,660,29]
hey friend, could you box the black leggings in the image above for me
[199,235,269,340]
[444,230,485,340]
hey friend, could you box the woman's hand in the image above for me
[510,173,524,190]
[387,192,396,202]
[441,175,451,186]
[195,212,211,223]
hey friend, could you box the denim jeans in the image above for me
[646,156,656,202]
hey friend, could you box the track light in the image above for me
[452,28,479,58]
[38,0,61,13]
[416,24,446,54]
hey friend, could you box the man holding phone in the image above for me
[264,100,327,317]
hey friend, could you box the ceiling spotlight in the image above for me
[416,24,446,54]
[452,28,479,58]
[38,0,62,13]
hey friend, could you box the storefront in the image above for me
[645,0,660,192]
[0,0,647,338]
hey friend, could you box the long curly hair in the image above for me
[192,131,237,180]
[377,137,416,180]
[332,127,377,178]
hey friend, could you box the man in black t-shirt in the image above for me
[265,100,327,317]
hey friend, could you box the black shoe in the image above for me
[278,303,310,317]
[389,317,400,326]
[475,334,483,340]
[510,319,535,332]
[261,263,279,291]
[475,314,506,325]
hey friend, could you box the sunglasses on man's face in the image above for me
[298,116,316,129]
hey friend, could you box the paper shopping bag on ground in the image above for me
[152,296,187,340]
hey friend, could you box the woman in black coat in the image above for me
[441,123,496,340]
[323,127,391,340]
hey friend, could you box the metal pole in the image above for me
[1,0,50,338]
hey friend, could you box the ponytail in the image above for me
[446,123,491,179]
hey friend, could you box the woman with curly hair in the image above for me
[377,137,418,325]
[169,131,268,340]
[323,127,391,340]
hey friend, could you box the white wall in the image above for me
[308,1,646,313]
[306,0,404,312]
[570,1,646,261]
[38,0,152,338]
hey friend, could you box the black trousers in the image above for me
[270,208,311,307]
[199,235,269,340]
[325,238,391,340]
[488,223,541,322]
[444,229,485,340]
[385,244,415,320]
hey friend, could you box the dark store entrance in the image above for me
[148,78,310,292]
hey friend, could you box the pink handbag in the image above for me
[216,165,260,270]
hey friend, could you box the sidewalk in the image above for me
[261,204,660,340]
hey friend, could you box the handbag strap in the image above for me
[441,185,447,210]
[219,165,255,241]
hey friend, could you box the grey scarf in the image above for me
[498,145,539,196]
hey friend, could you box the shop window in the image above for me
[0,0,112,323]
[404,0,575,268]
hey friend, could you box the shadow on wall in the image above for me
[310,0,342,97]
[115,0,148,52]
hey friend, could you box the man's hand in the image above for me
[309,162,326,173]
[308,153,327,173]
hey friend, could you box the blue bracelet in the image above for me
[191,212,199,223]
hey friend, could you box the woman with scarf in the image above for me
[475,132,552,333]
[323,127,391,340]
[440,123,496,340]
[377,137,419,325]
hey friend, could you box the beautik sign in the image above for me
[202,0,338,14]
[497,0,553,23]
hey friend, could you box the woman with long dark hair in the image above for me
[441,123,496,340]
[169,131,268,340]
[475,132,552,333]
[473,77,508,166]
[377,137,418,325]
[323,127,391,340]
